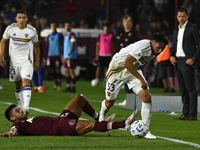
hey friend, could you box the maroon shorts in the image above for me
[64,59,77,69]
[58,110,78,136]
[49,56,62,69]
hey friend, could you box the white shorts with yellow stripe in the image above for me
[105,69,148,100]
[9,65,33,82]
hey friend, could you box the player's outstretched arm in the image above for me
[0,127,18,137]
[33,41,40,71]
[0,38,8,67]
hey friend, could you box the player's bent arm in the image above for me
[124,54,147,89]
[33,41,40,71]
[0,38,8,67]
[0,127,18,137]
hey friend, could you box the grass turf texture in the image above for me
[0,78,199,150]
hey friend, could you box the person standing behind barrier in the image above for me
[62,21,77,93]
[114,15,140,104]
[44,23,63,90]
[170,8,200,121]
[91,23,114,87]
[157,45,175,93]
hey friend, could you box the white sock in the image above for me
[100,99,109,115]
[15,87,24,108]
[23,85,31,109]
[141,102,152,127]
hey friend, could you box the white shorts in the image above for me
[9,65,33,82]
[105,69,149,100]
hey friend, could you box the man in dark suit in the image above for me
[170,7,200,121]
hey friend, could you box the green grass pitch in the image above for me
[0,78,200,150]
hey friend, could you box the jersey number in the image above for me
[107,83,115,92]
[10,68,15,75]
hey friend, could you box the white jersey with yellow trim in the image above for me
[3,23,38,66]
[106,39,154,81]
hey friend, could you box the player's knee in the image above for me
[142,94,151,103]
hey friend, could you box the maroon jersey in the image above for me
[12,110,78,136]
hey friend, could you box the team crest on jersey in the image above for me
[25,34,28,38]
[69,120,76,126]
[107,92,111,97]
[128,33,132,36]
[138,53,141,57]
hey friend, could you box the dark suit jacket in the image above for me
[171,22,200,69]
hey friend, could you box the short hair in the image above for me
[5,104,18,122]
[16,9,28,16]
[123,15,132,22]
[152,32,169,45]
[177,7,188,15]
[65,20,71,25]
[103,23,110,28]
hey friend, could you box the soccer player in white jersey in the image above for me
[0,10,40,115]
[99,33,168,139]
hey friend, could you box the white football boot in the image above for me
[125,109,138,131]
[144,131,156,139]
[106,113,116,121]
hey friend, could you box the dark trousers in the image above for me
[176,58,197,116]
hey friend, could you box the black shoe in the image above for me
[62,89,71,93]
[163,88,169,92]
[70,89,76,93]
[169,88,175,93]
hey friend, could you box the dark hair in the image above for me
[152,32,168,45]
[16,9,28,16]
[123,15,132,22]
[103,23,110,27]
[5,104,18,122]
[65,20,71,25]
[177,7,188,15]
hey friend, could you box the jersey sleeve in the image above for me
[3,25,11,39]
[32,28,39,43]
[128,44,143,60]
[69,33,76,42]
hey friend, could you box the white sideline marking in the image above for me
[1,101,200,149]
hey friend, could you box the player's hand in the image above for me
[140,79,148,89]
[169,56,177,65]
[0,57,6,67]
[34,61,39,71]
[186,58,194,66]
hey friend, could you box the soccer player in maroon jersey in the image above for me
[0,94,138,137]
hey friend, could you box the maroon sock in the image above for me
[83,101,99,121]
[94,120,125,132]
[71,78,76,90]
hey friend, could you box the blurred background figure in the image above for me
[91,23,114,87]
[97,0,106,29]
[62,21,78,93]
[44,23,63,90]
[157,45,175,92]
[32,38,47,93]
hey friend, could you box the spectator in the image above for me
[45,23,63,90]
[91,23,114,87]
[157,45,175,92]
[62,21,78,93]
[97,0,106,29]
[78,19,87,29]
[181,0,193,17]
[64,0,77,21]
[84,8,97,29]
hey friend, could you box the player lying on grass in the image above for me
[0,94,138,137]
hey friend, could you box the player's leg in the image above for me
[63,62,71,92]
[37,61,45,92]
[99,78,124,121]
[21,66,33,115]
[50,58,58,89]
[64,94,99,120]
[55,57,62,89]
[131,70,156,139]
[14,80,24,109]
[76,109,138,135]
[69,68,76,92]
